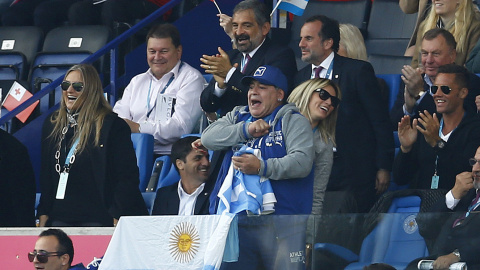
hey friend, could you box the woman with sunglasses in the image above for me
[287,78,341,216]
[37,64,148,227]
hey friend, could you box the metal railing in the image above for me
[0,0,183,127]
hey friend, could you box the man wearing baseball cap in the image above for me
[201,65,314,269]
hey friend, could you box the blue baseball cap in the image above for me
[241,65,289,94]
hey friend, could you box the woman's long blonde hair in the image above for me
[49,64,112,153]
[421,0,476,54]
[287,78,341,146]
[339,24,368,61]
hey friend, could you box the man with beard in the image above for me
[200,0,296,118]
[405,146,480,269]
[152,136,212,215]
[113,23,205,156]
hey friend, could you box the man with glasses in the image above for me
[394,64,480,190]
[390,28,480,129]
[405,146,480,269]
[29,228,87,270]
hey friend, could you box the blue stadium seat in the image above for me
[376,74,401,111]
[315,195,427,270]
[0,26,43,81]
[28,25,110,113]
[142,192,156,215]
[131,133,154,192]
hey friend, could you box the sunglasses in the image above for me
[430,85,452,95]
[28,250,65,263]
[469,158,480,166]
[61,81,84,92]
[314,88,340,108]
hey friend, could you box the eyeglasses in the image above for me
[469,158,480,166]
[314,88,340,108]
[61,81,84,92]
[28,251,65,263]
[430,85,452,95]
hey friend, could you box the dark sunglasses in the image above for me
[469,158,480,166]
[28,250,65,263]
[430,85,452,95]
[61,81,84,92]
[314,88,340,108]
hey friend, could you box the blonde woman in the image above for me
[411,0,480,67]
[37,64,147,227]
[338,23,368,61]
[287,78,341,215]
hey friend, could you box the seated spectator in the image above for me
[287,78,341,215]
[113,23,205,156]
[405,146,480,269]
[410,0,480,68]
[38,64,148,227]
[393,64,480,190]
[390,28,480,129]
[338,23,368,61]
[152,136,212,215]
[202,65,314,215]
[199,0,296,118]
[0,128,36,227]
[29,228,87,270]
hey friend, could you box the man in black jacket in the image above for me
[200,0,296,118]
[152,136,212,215]
[295,15,394,212]
[390,28,480,130]
[394,64,480,190]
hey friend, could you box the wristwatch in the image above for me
[434,139,446,151]
[414,90,425,100]
[452,249,461,260]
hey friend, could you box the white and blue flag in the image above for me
[217,145,277,215]
[277,0,309,16]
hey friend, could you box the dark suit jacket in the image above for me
[200,37,296,116]
[0,129,36,226]
[424,190,480,267]
[390,72,480,129]
[152,181,211,215]
[295,54,395,212]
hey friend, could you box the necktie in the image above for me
[452,190,480,227]
[314,66,323,78]
[242,54,251,74]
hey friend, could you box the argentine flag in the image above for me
[277,0,309,16]
[217,146,277,215]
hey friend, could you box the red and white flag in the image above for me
[2,82,38,123]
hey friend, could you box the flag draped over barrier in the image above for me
[99,215,235,270]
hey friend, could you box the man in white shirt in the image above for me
[152,136,211,215]
[113,23,205,155]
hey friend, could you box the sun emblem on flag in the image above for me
[169,222,200,263]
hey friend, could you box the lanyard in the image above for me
[146,62,183,118]
[466,201,480,218]
[64,137,79,172]
[311,59,334,79]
